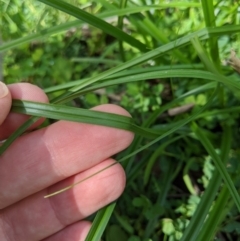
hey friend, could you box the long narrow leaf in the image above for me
[0,116,39,155]
[85,202,116,241]
[37,0,148,52]
[200,0,220,65]
[181,125,232,241]
[44,65,207,93]
[51,69,221,103]
[192,123,240,211]
[11,100,161,139]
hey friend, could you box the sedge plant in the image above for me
[2,0,240,240]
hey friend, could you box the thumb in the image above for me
[0,82,11,125]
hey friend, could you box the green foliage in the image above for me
[2,0,240,241]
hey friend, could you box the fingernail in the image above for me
[0,82,9,98]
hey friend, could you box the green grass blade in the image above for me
[97,0,117,10]
[37,0,148,52]
[201,0,215,27]
[197,185,230,241]
[191,36,219,74]
[200,0,220,66]
[70,57,122,65]
[0,20,82,53]
[192,123,240,211]
[11,100,162,139]
[143,135,184,186]
[0,116,39,155]
[180,168,223,241]
[220,125,232,164]
[144,160,179,239]
[51,69,220,103]
[191,36,240,95]
[195,126,232,241]
[128,13,189,63]
[197,106,240,118]
[181,125,232,241]
[43,65,207,93]
[117,0,128,61]
[85,202,116,241]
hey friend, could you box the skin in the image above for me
[0,82,134,241]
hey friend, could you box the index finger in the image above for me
[0,82,11,125]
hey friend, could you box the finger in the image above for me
[42,221,91,241]
[0,159,125,241]
[0,82,11,125]
[0,104,134,208]
[0,83,49,140]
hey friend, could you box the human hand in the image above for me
[0,82,134,241]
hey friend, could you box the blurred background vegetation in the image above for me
[2,0,240,240]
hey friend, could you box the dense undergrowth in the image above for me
[1,0,240,240]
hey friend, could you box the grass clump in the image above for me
[2,0,240,240]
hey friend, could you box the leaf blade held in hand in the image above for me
[11,100,161,139]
